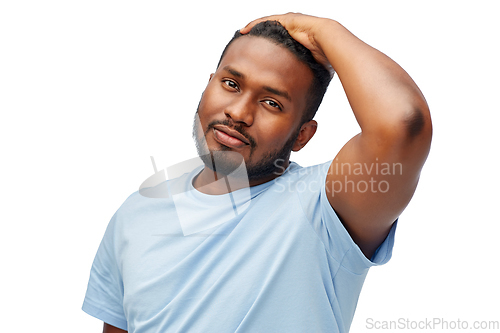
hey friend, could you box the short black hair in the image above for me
[217,20,333,125]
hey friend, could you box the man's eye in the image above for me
[264,100,282,110]
[223,80,238,89]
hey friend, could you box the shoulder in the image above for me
[269,161,332,192]
[261,161,332,220]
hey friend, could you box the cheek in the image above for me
[254,117,297,147]
[198,89,229,121]
[197,91,220,123]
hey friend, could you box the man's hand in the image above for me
[240,13,332,73]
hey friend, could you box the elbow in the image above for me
[362,100,433,151]
[403,103,432,141]
[374,103,433,153]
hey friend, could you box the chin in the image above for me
[199,150,248,178]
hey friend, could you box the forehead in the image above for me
[217,36,313,105]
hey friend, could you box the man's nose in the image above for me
[224,95,254,126]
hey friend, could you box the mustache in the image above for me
[205,119,257,149]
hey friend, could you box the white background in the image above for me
[1,0,499,332]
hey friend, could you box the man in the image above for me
[83,13,432,333]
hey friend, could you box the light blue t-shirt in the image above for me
[82,161,397,333]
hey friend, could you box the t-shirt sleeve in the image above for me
[298,161,397,273]
[82,213,128,331]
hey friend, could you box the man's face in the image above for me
[194,36,314,183]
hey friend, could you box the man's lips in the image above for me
[212,125,250,148]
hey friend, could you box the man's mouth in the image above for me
[212,125,250,149]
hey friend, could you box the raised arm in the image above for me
[242,13,432,259]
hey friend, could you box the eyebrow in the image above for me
[263,86,291,102]
[222,66,244,79]
[222,65,292,102]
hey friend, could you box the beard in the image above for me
[193,111,300,182]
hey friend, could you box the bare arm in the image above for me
[103,323,127,333]
[242,13,432,259]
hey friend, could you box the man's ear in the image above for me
[292,120,317,152]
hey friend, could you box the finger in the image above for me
[240,17,272,34]
[240,14,286,34]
